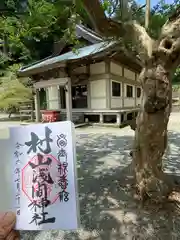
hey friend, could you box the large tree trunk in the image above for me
[133,20,180,201]
[133,64,172,202]
[79,0,180,202]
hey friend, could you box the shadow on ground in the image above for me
[21,128,180,240]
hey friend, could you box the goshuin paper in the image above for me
[9,121,79,231]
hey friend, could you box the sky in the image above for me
[137,0,174,7]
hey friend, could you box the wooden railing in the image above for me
[19,101,34,121]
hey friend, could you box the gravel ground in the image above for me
[2,113,180,240]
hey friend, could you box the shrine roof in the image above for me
[18,41,116,76]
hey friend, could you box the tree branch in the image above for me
[132,4,146,16]
[161,6,180,39]
[79,0,154,62]
[156,6,180,70]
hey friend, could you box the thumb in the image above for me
[0,212,16,238]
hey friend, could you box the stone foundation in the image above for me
[172,105,180,112]
[60,112,84,123]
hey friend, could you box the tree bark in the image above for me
[79,0,180,202]
[133,65,171,202]
[133,8,180,201]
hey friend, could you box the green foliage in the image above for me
[114,0,145,23]
[110,1,146,56]
[150,0,180,83]
[172,67,180,83]
[0,0,94,66]
[0,0,91,110]
[0,0,75,65]
[113,0,180,83]
[148,0,178,39]
[113,0,179,39]
[0,65,32,110]
[172,84,180,92]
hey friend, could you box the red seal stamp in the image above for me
[22,153,64,204]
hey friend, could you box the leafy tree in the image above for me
[0,0,75,66]
[112,0,180,84]
[0,0,77,115]
[0,64,32,117]
[78,0,180,202]
[150,0,180,84]
[113,0,145,23]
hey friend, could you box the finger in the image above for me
[0,212,16,239]
[6,230,20,240]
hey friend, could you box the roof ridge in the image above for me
[19,41,117,75]
[20,55,53,71]
[75,24,102,43]
[76,24,102,39]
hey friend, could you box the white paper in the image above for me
[8,121,80,230]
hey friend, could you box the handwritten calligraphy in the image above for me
[57,134,69,202]
[24,127,56,225]
[14,142,23,216]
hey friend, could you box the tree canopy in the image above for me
[106,0,180,82]
[0,65,32,109]
[0,0,72,65]
[0,0,179,70]
[0,0,78,110]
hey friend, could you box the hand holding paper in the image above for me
[0,212,19,239]
[5,121,80,231]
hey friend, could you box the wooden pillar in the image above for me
[134,86,137,107]
[105,60,110,109]
[30,100,34,121]
[34,89,41,122]
[99,113,103,123]
[124,112,127,121]
[122,67,125,108]
[87,65,91,109]
[87,82,91,109]
[116,113,121,125]
[65,78,72,121]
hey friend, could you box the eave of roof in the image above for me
[18,41,117,76]
[51,24,102,57]
[75,24,102,43]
